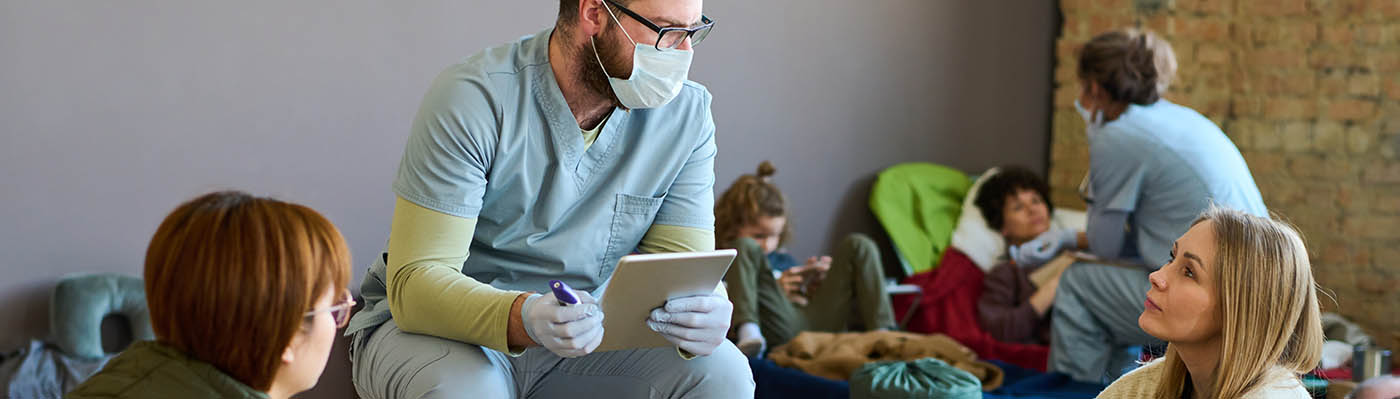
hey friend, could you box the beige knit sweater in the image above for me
[1098,358,1310,398]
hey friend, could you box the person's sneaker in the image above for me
[735,322,766,358]
[737,338,764,358]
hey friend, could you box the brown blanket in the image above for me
[767,330,1004,391]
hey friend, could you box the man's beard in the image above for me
[575,28,630,108]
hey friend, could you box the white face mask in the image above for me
[1074,99,1105,139]
[591,3,694,109]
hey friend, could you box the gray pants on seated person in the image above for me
[1048,261,1164,383]
[352,319,755,399]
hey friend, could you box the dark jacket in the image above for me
[977,262,1051,345]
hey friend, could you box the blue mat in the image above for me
[985,359,1106,398]
[751,358,1106,399]
[751,358,848,399]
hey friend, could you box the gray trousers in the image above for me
[350,319,755,399]
[1048,262,1163,383]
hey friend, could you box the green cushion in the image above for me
[50,273,154,360]
[869,163,972,275]
[850,358,982,399]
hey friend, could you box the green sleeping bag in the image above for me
[869,163,972,275]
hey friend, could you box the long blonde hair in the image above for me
[1154,206,1324,399]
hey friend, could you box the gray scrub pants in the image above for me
[351,319,755,399]
[1048,262,1164,383]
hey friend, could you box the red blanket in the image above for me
[893,248,1049,371]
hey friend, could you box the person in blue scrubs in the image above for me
[343,0,754,397]
[1011,30,1268,383]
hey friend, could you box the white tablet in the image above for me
[595,249,737,352]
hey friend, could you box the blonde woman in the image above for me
[1099,206,1323,399]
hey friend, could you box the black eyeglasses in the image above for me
[603,0,713,50]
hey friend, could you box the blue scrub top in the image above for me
[1085,100,1266,268]
[370,28,717,296]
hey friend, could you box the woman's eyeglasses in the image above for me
[304,292,356,328]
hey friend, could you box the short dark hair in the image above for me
[1078,30,1160,105]
[973,166,1054,231]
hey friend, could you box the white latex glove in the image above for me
[522,291,604,358]
[1009,228,1078,268]
[735,322,766,358]
[647,294,732,356]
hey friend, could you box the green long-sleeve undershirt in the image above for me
[385,196,717,354]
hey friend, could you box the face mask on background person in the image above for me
[1074,99,1105,139]
[590,1,694,109]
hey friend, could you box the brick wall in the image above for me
[1052,0,1400,354]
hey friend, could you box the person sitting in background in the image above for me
[718,161,896,357]
[68,191,353,399]
[973,166,1079,346]
[1098,206,1322,399]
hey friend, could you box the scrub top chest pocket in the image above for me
[601,193,666,277]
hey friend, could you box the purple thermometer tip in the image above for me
[550,280,579,305]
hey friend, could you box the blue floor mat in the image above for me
[984,359,1106,398]
[751,358,848,399]
[751,357,1106,399]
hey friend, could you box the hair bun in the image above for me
[1122,28,1178,95]
[1129,34,1158,87]
[756,161,777,179]
[1079,30,1162,105]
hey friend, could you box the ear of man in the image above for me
[566,0,613,38]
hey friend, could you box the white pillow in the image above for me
[950,168,1087,272]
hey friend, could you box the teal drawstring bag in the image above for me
[850,358,982,399]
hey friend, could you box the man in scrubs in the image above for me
[344,0,753,397]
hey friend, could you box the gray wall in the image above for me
[0,1,1052,398]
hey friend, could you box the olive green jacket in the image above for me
[66,341,267,399]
